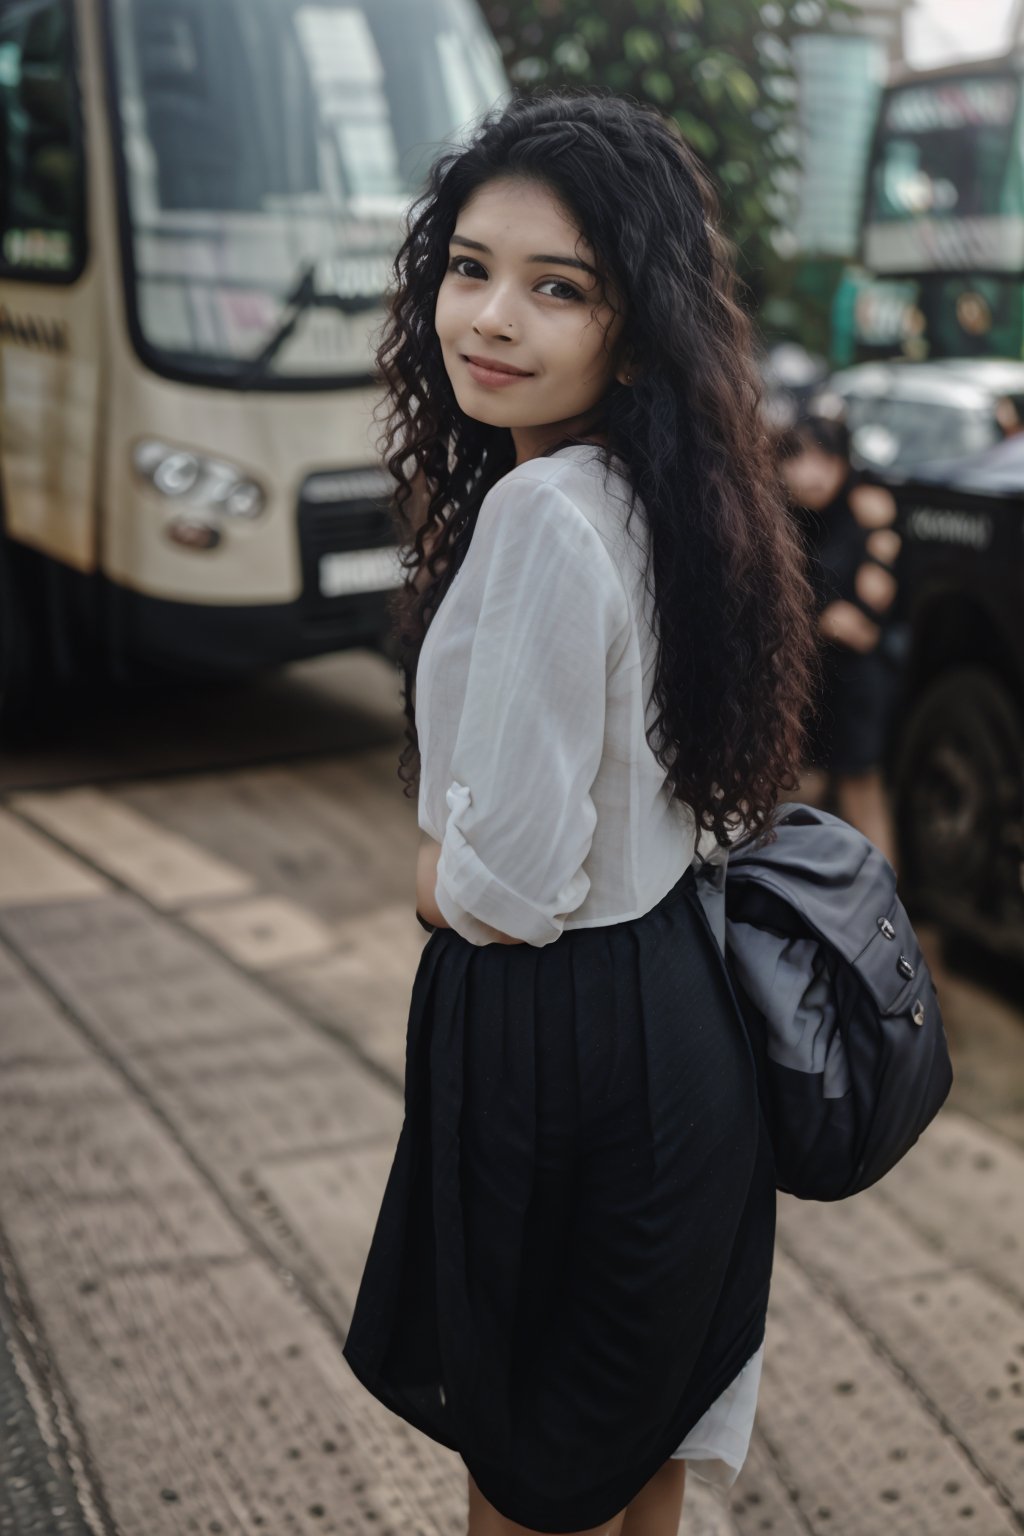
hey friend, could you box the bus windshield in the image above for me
[863,73,1024,273]
[105,0,506,385]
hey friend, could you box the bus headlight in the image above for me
[132,440,267,521]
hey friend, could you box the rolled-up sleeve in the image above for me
[433,475,630,945]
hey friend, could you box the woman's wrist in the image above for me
[416,838,451,929]
[414,833,525,943]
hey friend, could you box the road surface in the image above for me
[0,652,1021,1535]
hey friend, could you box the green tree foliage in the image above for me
[481,0,851,304]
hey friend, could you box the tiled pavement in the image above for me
[0,763,1022,1536]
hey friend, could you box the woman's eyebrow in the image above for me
[450,233,597,279]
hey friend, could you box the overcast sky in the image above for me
[906,0,1017,67]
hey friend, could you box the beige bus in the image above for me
[0,0,505,727]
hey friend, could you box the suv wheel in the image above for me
[894,666,1023,941]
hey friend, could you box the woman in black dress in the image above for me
[778,410,902,867]
[343,94,817,1535]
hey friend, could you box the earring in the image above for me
[625,372,633,385]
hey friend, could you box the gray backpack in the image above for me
[694,803,953,1202]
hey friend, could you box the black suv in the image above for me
[828,357,1024,479]
[884,429,1024,961]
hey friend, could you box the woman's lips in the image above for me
[462,354,535,389]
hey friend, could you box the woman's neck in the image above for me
[512,416,608,465]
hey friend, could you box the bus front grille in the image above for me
[297,468,399,625]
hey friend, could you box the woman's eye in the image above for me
[445,259,583,301]
[448,256,486,280]
[536,277,583,302]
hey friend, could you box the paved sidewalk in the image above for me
[0,787,1021,1536]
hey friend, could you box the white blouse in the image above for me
[416,443,720,946]
[415,442,761,1485]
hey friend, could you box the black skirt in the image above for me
[343,864,776,1533]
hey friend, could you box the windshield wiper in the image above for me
[238,258,381,389]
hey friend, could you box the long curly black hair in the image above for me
[381,91,817,850]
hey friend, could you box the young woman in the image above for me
[778,410,902,867]
[343,93,817,1536]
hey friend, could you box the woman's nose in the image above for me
[472,285,518,341]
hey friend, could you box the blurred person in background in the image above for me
[778,406,902,868]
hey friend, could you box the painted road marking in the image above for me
[0,808,108,906]
[183,894,335,971]
[13,789,254,910]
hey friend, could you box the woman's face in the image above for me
[434,176,627,462]
[781,443,847,511]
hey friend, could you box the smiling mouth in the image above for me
[461,353,535,381]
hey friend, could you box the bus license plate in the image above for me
[318,547,403,597]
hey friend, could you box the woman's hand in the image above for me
[819,598,881,653]
[416,836,449,929]
[416,833,526,944]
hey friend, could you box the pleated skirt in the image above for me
[343,864,776,1533]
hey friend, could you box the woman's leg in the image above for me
[467,1473,627,1536]
[620,1459,686,1536]
[834,767,898,870]
[467,1457,685,1536]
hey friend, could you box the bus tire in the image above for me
[0,538,47,737]
[893,666,1024,942]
